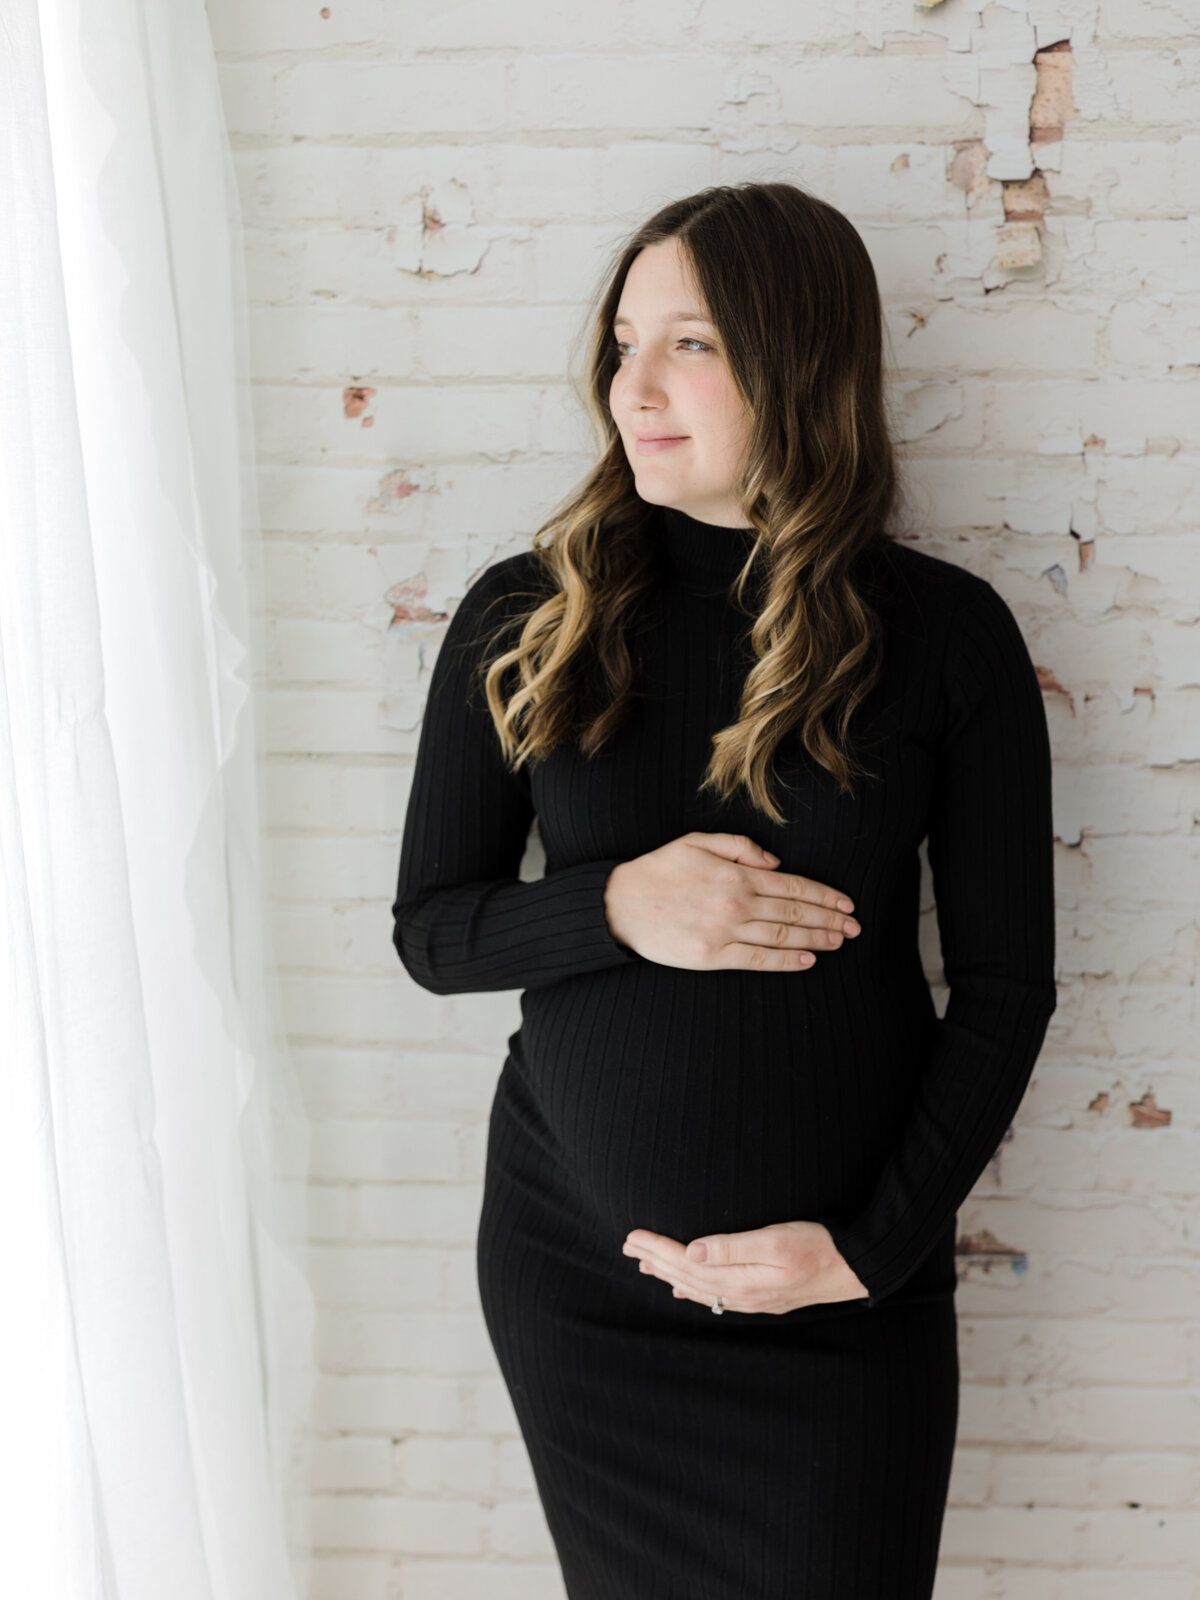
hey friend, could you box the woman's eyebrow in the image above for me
[612,310,713,329]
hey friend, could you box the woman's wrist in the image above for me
[602,860,634,949]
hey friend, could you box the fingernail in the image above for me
[763,851,780,864]
[687,1241,708,1262]
[837,898,854,911]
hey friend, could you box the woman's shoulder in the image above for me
[862,538,1023,643]
[445,549,552,638]
[461,548,550,606]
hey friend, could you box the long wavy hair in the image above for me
[475,180,906,824]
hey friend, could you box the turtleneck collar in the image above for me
[657,505,761,590]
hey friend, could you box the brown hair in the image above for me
[476,180,905,823]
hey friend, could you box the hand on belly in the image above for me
[621,1219,869,1314]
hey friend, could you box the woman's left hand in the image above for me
[622,1220,870,1313]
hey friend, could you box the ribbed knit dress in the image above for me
[392,504,1057,1600]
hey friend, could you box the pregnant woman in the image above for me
[392,181,1057,1599]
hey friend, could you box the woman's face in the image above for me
[608,237,753,528]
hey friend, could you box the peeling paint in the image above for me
[934,15,1074,278]
[1129,1092,1172,1129]
[1088,1091,1109,1113]
[940,6,1039,181]
[949,139,992,210]
[422,195,445,235]
[1035,666,1074,711]
[384,575,448,627]
[1070,531,1096,573]
[1044,563,1068,596]
[366,468,422,514]
[393,179,490,278]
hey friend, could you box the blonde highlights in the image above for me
[477,181,903,824]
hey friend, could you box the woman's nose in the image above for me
[620,354,667,407]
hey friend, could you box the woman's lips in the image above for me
[636,435,689,455]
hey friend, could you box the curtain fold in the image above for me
[0,2,315,1596]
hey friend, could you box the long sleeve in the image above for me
[392,556,640,995]
[823,576,1058,1305]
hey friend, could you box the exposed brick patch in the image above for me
[956,1229,1028,1278]
[1030,40,1075,147]
[1001,171,1048,224]
[342,385,375,422]
[1129,1093,1172,1129]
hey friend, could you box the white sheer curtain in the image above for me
[0,2,315,1597]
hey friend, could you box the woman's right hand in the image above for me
[601,832,861,972]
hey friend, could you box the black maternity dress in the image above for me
[392,505,1057,1599]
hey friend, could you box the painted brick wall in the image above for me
[207,1,1200,1594]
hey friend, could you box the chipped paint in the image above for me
[366,468,422,514]
[948,139,992,210]
[1035,666,1074,711]
[384,576,447,627]
[929,10,1075,277]
[1069,529,1096,573]
[1129,1093,1172,1129]
[343,385,376,423]
[956,1228,1029,1278]
[1088,1092,1109,1113]
[939,6,1039,181]
[392,179,490,278]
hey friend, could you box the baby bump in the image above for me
[511,968,929,1245]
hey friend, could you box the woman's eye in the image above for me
[613,338,712,359]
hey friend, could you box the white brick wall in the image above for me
[208,0,1200,1592]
